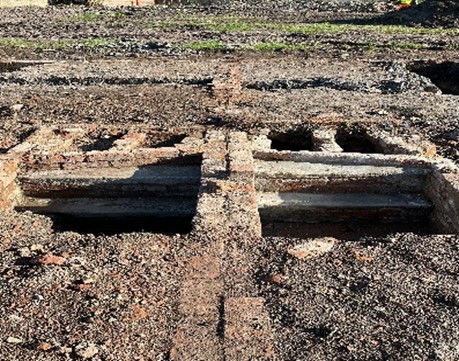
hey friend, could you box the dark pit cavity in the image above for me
[0,60,50,73]
[0,128,36,154]
[408,61,459,95]
[269,131,313,151]
[51,215,193,236]
[0,139,18,154]
[258,192,436,240]
[143,133,186,148]
[335,128,384,154]
[80,132,126,152]
[262,220,434,240]
[15,159,201,236]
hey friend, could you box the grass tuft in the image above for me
[144,16,459,36]
[184,40,225,51]
[249,42,309,51]
[0,37,116,50]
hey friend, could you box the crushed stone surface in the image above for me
[0,1,458,360]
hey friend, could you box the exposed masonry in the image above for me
[0,124,458,359]
[253,128,458,237]
[0,124,457,235]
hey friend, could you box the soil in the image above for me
[256,234,459,360]
[0,1,458,360]
[380,0,459,28]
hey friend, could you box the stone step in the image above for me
[258,192,432,223]
[19,165,201,197]
[16,196,197,218]
[255,160,429,193]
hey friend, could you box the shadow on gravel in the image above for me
[408,61,459,95]
[329,0,459,28]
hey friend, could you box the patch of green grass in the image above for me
[183,40,225,51]
[249,42,309,51]
[0,38,72,49]
[0,37,116,50]
[180,38,449,53]
[0,38,35,47]
[145,16,459,36]
[79,38,115,48]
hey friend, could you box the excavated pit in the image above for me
[335,128,384,154]
[408,61,459,95]
[269,130,313,151]
[12,121,203,237]
[256,161,435,239]
[4,127,459,239]
[79,132,126,152]
[0,60,52,73]
[15,160,202,235]
[267,128,389,154]
[0,128,36,154]
[50,215,194,235]
[255,142,459,240]
[142,132,187,148]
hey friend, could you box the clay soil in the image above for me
[0,1,458,360]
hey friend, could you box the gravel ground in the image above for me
[0,55,457,163]
[0,1,458,360]
[0,211,189,360]
[256,234,459,360]
[380,0,459,28]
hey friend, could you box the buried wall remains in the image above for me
[253,127,459,239]
[0,125,458,239]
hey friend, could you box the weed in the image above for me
[0,37,116,50]
[144,16,459,36]
[184,40,225,51]
[249,42,308,51]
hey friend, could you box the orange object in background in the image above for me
[396,3,411,10]
[396,0,412,11]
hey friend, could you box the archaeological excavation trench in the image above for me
[0,127,203,235]
[254,128,459,240]
[0,123,459,361]
[0,124,458,240]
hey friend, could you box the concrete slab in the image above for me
[258,192,432,223]
[17,197,197,217]
[20,165,201,197]
[255,160,429,193]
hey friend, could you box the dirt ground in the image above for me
[0,1,458,360]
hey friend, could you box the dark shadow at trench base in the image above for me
[51,215,194,236]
